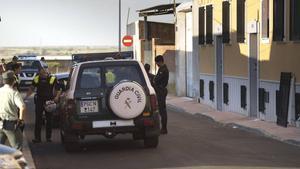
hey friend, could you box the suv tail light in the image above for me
[150,95,158,112]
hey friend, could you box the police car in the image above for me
[17,55,48,88]
[58,52,160,151]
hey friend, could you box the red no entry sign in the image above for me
[122,35,133,47]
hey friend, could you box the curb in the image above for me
[167,103,300,148]
[22,133,36,169]
[227,123,300,148]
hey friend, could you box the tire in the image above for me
[109,81,146,119]
[132,132,144,140]
[144,136,159,148]
[61,131,80,152]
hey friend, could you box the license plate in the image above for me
[25,81,32,85]
[80,100,99,113]
[92,120,134,128]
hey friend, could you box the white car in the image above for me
[17,56,48,88]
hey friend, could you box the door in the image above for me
[186,12,193,97]
[216,36,223,111]
[249,33,258,117]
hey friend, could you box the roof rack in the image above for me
[72,51,133,63]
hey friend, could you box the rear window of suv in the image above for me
[105,65,145,87]
[79,67,102,89]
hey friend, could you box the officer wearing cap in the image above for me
[0,71,26,150]
[154,55,169,134]
[26,67,61,143]
[6,56,18,71]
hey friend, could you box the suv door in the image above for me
[74,62,148,121]
[74,66,116,121]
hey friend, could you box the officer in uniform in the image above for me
[26,67,61,143]
[153,55,169,134]
[144,63,154,86]
[0,71,26,150]
[11,63,22,91]
[6,56,18,71]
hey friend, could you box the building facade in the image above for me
[176,0,300,125]
[128,20,177,94]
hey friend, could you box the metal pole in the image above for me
[173,0,176,17]
[118,0,121,53]
[126,8,131,35]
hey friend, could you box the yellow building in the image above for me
[192,0,300,124]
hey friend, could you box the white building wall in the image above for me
[175,12,187,96]
[199,74,216,108]
[133,21,141,61]
[259,80,279,122]
[223,76,249,116]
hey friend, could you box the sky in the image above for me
[0,0,191,47]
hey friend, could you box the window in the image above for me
[206,5,213,44]
[262,0,269,39]
[273,0,284,41]
[80,67,101,89]
[200,79,204,98]
[209,81,214,101]
[241,85,247,109]
[105,65,144,87]
[199,7,205,44]
[223,83,229,104]
[290,0,300,41]
[222,1,230,43]
[237,0,245,42]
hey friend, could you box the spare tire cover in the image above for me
[109,81,146,119]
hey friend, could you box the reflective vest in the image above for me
[33,75,56,98]
[105,71,116,84]
[33,75,56,85]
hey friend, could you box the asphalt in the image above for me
[166,95,300,147]
[23,96,300,169]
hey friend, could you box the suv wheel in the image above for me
[132,131,144,140]
[144,136,159,148]
[61,130,80,152]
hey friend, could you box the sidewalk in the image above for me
[166,95,300,147]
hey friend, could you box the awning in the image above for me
[138,3,181,17]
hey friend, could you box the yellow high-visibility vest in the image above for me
[105,71,116,84]
[33,75,56,85]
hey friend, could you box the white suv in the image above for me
[17,56,48,88]
[59,58,160,151]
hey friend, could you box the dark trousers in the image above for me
[157,88,168,130]
[35,97,52,140]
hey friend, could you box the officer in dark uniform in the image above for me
[26,67,61,143]
[144,63,154,86]
[153,55,169,134]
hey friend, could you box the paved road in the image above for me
[24,98,300,169]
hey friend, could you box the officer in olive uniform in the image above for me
[11,63,22,91]
[153,55,169,134]
[0,71,26,150]
[26,67,61,143]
